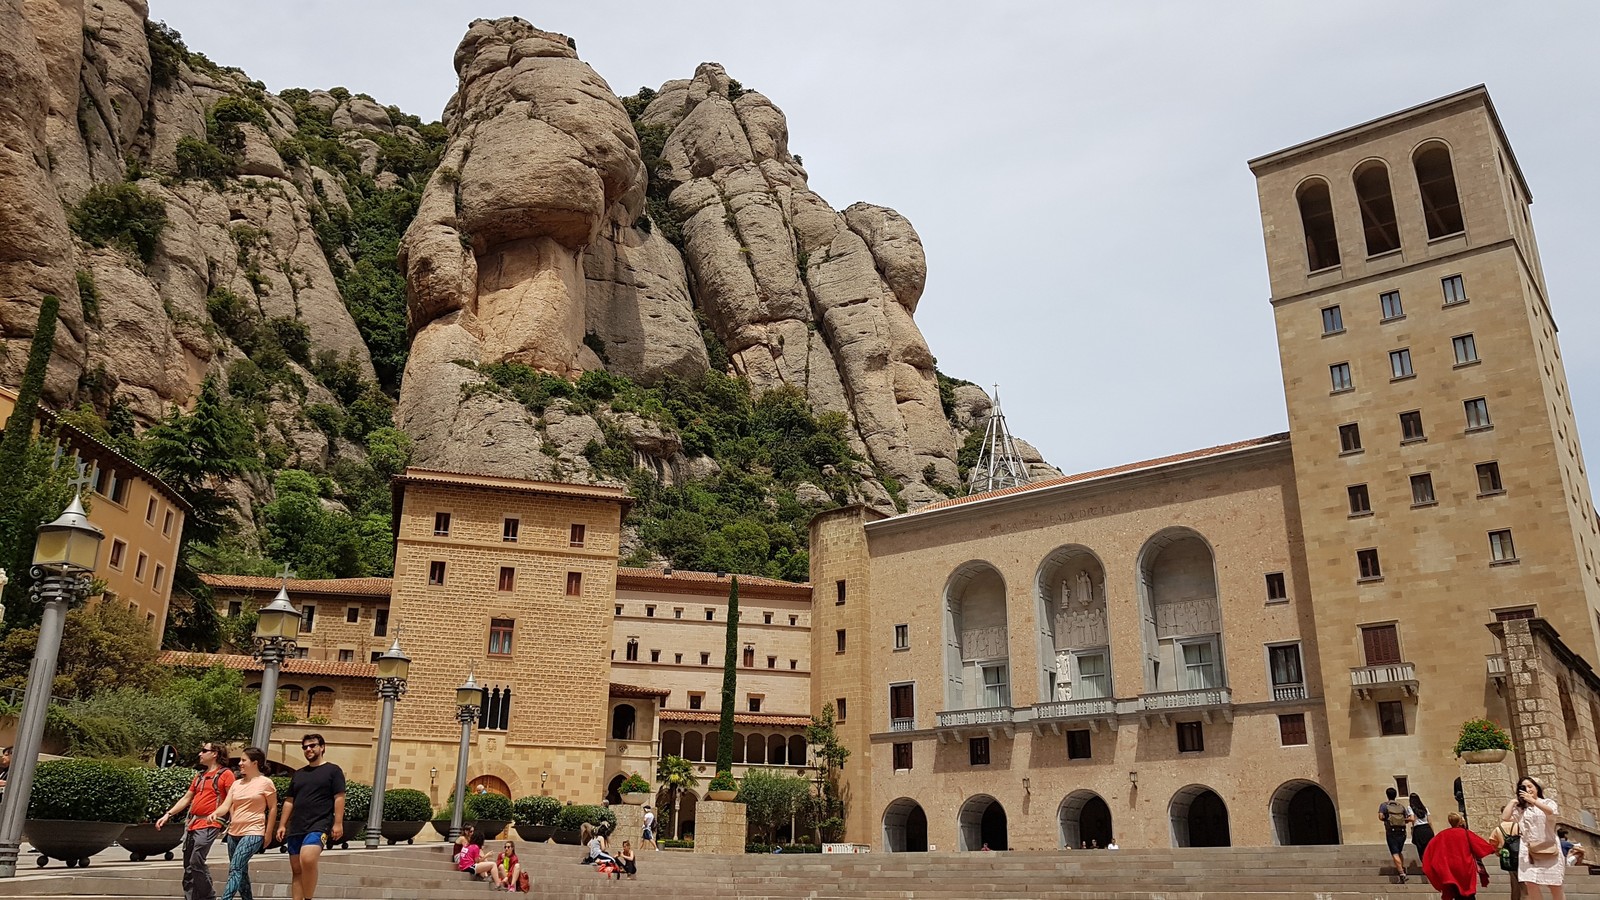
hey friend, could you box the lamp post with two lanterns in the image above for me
[364,633,410,849]
[447,673,482,841]
[250,577,301,750]
[0,492,105,878]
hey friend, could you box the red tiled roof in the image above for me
[616,567,810,595]
[658,709,811,727]
[913,433,1292,514]
[160,651,377,679]
[200,574,393,598]
[610,682,672,699]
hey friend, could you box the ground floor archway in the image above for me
[467,775,511,798]
[1170,784,1230,847]
[605,773,626,805]
[882,797,929,852]
[1059,790,1113,849]
[1271,780,1340,845]
[958,794,1007,851]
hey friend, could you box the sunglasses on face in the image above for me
[301,744,321,751]
[200,747,216,754]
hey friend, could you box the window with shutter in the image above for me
[1361,624,1401,666]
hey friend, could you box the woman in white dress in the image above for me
[1501,776,1565,900]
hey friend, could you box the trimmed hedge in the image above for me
[513,795,561,826]
[342,781,373,823]
[553,803,615,832]
[439,791,513,822]
[382,788,431,822]
[29,758,148,823]
[142,766,198,822]
[746,842,821,854]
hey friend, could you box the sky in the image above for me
[149,1,1600,479]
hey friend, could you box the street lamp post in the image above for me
[0,493,104,878]
[447,673,481,841]
[364,634,410,849]
[250,581,301,750]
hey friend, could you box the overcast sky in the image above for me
[150,1,1600,479]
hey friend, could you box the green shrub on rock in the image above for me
[70,182,168,262]
[28,758,148,823]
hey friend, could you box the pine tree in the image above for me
[715,575,739,774]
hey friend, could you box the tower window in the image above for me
[1442,274,1468,305]
[1347,484,1371,515]
[1357,548,1383,581]
[1177,721,1205,753]
[1380,290,1404,320]
[1265,572,1287,601]
[428,561,446,585]
[836,629,847,653]
[1477,462,1503,495]
[1296,179,1340,271]
[433,512,451,536]
[1339,423,1362,454]
[1354,161,1401,256]
[1489,529,1517,563]
[1409,473,1435,506]
[1378,700,1408,736]
[1389,349,1413,379]
[1321,305,1344,335]
[1414,142,1465,239]
[502,517,519,542]
[836,580,846,605]
[498,566,515,592]
[566,571,583,596]
[1465,398,1492,430]
[1330,362,1353,392]
[1400,411,1425,442]
[1453,334,1478,365]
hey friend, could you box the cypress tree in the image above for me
[716,575,739,773]
[0,295,60,502]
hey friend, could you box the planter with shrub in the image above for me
[335,781,372,849]
[24,758,147,867]
[1454,718,1514,763]
[618,773,652,804]
[513,795,561,843]
[120,767,195,861]
[706,770,738,802]
[379,788,432,845]
[432,791,514,840]
[552,803,616,845]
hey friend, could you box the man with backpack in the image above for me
[1379,786,1416,884]
[156,741,236,900]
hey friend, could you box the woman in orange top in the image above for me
[212,747,278,900]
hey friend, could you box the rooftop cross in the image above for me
[65,460,92,496]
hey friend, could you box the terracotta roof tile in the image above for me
[200,574,393,597]
[658,709,811,727]
[610,682,672,698]
[160,650,377,679]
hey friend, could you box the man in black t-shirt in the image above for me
[275,734,345,900]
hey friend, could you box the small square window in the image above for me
[1347,484,1371,515]
[1279,713,1308,746]
[674,608,683,619]
[1453,334,1479,365]
[1380,290,1404,320]
[615,604,623,616]
[688,692,703,710]
[1489,529,1517,563]
[674,652,682,664]
[502,517,519,542]
[338,648,354,663]
[789,659,798,670]
[1442,274,1467,305]
[969,736,990,766]
[433,512,451,536]
[1177,721,1205,753]
[428,560,446,585]
[227,600,242,618]
[1321,305,1343,334]
[763,611,772,624]
[566,571,582,596]
[836,629,847,653]
[893,742,913,771]
[1410,473,1435,506]
[650,649,660,662]
[1389,348,1413,379]
[1265,572,1287,601]
[836,698,847,721]
[747,695,763,713]
[1378,700,1407,736]
[789,615,798,626]
[569,523,586,547]
[700,652,710,665]
[498,566,515,592]
[1066,729,1092,760]
[894,623,910,650]
[1465,398,1492,430]
[370,651,382,663]
[1339,422,1362,453]
[346,606,360,624]
[1477,462,1503,495]
[1400,411,1425,442]
[1330,362,1353,392]
[767,655,776,668]
[646,605,656,618]
[1357,548,1382,580]
[705,608,715,621]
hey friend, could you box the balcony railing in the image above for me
[1350,661,1418,698]
[1034,697,1117,721]
[1486,655,1507,679]
[1272,683,1307,701]
[935,706,1014,728]
[1139,687,1231,710]
[889,717,916,732]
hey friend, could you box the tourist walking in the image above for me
[1500,776,1565,900]
[212,747,278,900]
[1412,793,1436,861]
[156,741,235,900]
[1379,786,1415,884]
[275,734,346,900]
[1421,812,1495,900]
[642,805,657,851]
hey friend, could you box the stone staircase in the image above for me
[2,839,1599,899]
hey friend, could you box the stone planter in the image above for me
[333,818,367,850]
[515,824,555,843]
[119,822,183,861]
[473,819,511,840]
[24,819,128,868]
[379,820,427,845]
[552,828,581,845]
[621,792,651,805]
[1462,749,1509,764]
[707,790,737,802]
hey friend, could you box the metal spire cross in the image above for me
[65,461,92,496]
[965,384,1031,495]
[277,562,296,587]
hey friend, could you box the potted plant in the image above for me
[552,804,616,845]
[120,767,194,861]
[433,792,513,841]
[378,788,431,845]
[1454,718,1514,763]
[618,773,652,805]
[706,770,738,802]
[513,795,561,843]
[335,781,372,849]
[24,758,147,868]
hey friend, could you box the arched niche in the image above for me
[1353,159,1400,256]
[944,562,1011,710]
[1136,528,1224,693]
[1036,545,1110,702]
[611,704,637,741]
[1413,141,1465,239]
[1296,178,1340,271]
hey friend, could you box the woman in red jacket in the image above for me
[1422,812,1496,900]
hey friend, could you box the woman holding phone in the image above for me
[1500,776,1565,900]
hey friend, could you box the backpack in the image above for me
[1383,801,1408,830]
[189,770,229,824]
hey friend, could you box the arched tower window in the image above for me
[1296,179,1340,271]
[1352,161,1400,256]
[1137,528,1225,693]
[611,703,636,741]
[1414,142,1465,238]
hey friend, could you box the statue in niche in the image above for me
[1055,649,1073,700]
[1076,570,1096,610]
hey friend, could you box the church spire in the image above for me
[966,386,1030,494]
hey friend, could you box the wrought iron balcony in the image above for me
[1136,687,1233,724]
[889,717,916,733]
[1272,683,1307,702]
[1349,661,1418,699]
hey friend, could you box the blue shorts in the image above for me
[285,832,325,855]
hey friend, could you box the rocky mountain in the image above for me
[0,5,1055,580]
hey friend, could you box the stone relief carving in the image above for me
[1054,570,1108,649]
[1155,595,1220,638]
[960,625,1008,662]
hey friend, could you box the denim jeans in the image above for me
[182,826,222,900]
[220,834,263,900]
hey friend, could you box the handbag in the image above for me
[1498,823,1521,873]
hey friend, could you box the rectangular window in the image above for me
[767,655,776,668]
[742,646,755,667]
[428,560,446,585]
[1074,651,1110,699]
[1489,529,1517,562]
[300,604,316,633]
[890,682,915,724]
[338,649,354,663]
[835,698,847,721]
[498,566,515,592]
[433,512,451,536]
[1400,410,1425,441]
[893,742,913,771]
[747,695,762,713]
[488,619,514,655]
[1495,607,1535,622]
[1348,484,1371,515]
[1269,644,1304,698]
[789,659,797,670]
[1389,348,1413,378]
[227,600,242,618]
[502,517,519,542]
[1265,572,1287,601]
[647,605,656,618]
[1177,721,1205,753]
[674,652,682,664]
[981,663,1010,707]
[643,648,655,663]
[1339,422,1362,453]
[153,564,165,591]
[1279,713,1308,746]
[674,608,683,619]
[762,611,772,624]
[110,473,128,505]
[1330,362,1353,392]
[569,523,585,547]
[1361,624,1401,666]
[109,539,126,569]
[835,580,846,605]
[370,651,382,663]
[146,497,158,523]
[705,609,715,621]
[374,608,388,637]
[1180,641,1219,690]
[1410,473,1436,506]
[162,510,174,536]
[836,629,847,653]
[566,571,582,596]
[969,736,990,766]
[688,692,703,710]
[135,552,148,581]
[346,606,360,624]
[1465,398,1492,430]
[1378,700,1407,736]
[1380,290,1404,320]
[1357,548,1382,580]
[1477,462,1503,495]
[1321,305,1343,334]
[700,652,710,665]
[894,623,910,650]
[1453,334,1479,365]
[1066,729,1092,760]
[1442,274,1467,305]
